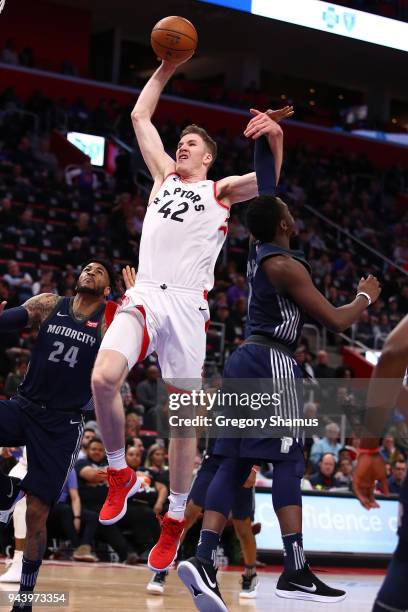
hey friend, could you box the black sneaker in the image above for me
[276,565,346,603]
[177,556,228,612]
[0,477,24,525]
[239,573,259,599]
[146,571,168,595]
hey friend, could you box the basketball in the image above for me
[151,16,197,63]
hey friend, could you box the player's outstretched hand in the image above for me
[357,274,381,304]
[244,108,283,140]
[161,53,194,69]
[353,453,388,509]
[266,106,294,122]
[122,266,136,290]
[0,301,7,316]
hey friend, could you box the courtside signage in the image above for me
[255,492,398,555]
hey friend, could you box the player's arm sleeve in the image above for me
[254,135,277,196]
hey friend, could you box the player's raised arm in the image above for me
[131,61,180,183]
[264,256,381,333]
[216,107,290,206]
[0,293,59,331]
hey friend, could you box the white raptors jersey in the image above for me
[137,173,229,291]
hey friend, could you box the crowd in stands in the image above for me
[0,83,407,563]
[1,37,406,134]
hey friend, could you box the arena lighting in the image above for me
[199,0,408,52]
[67,132,106,166]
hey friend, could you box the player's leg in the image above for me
[146,499,204,594]
[92,310,147,524]
[232,487,259,599]
[233,517,259,598]
[148,296,205,572]
[10,493,50,607]
[272,458,346,602]
[0,399,26,523]
[372,478,408,612]
[178,456,253,612]
[147,462,211,595]
[0,454,28,584]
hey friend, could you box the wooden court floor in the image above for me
[0,561,384,611]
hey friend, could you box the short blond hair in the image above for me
[180,124,217,166]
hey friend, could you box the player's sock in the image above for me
[282,532,306,572]
[372,538,408,611]
[196,529,220,566]
[167,491,188,521]
[106,448,126,470]
[244,564,257,578]
[19,557,41,592]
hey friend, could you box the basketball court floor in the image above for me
[0,561,384,611]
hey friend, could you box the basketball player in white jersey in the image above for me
[91,57,289,572]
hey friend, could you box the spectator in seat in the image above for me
[334,458,353,488]
[314,350,335,378]
[77,427,98,461]
[212,305,236,346]
[125,412,141,439]
[145,444,168,480]
[387,459,407,495]
[310,422,342,466]
[380,434,396,462]
[373,313,392,349]
[227,275,248,307]
[0,39,19,65]
[3,261,33,303]
[310,453,342,490]
[47,468,98,562]
[136,366,163,413]
[33,138,58,177]
[4,358,28,397]
[353,311,375,347]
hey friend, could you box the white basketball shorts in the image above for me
[100,281,210,389]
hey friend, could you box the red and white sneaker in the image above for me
[148,513,185,572]
[99,467,141,525]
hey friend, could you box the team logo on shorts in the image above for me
[86,320,98,328]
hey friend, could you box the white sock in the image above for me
[167,491,188,521]
[106,448,127,470]
[13,550,23,562]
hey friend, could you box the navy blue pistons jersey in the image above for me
[19,297,105,411]
[246,241,311,351]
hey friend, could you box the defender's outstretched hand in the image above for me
[244,108,284,140]
[266,106,294,122]
[353,453,389,509]
[122,266,136,290]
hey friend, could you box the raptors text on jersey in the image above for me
[137,174,229,291]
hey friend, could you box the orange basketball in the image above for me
[151,16,197,63]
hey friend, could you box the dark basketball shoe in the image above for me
[0,477,24,525]
[276,564,346,602]
[177,556,228,612]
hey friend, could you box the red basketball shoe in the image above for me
[148,513,186,572]
[99,467,141,525]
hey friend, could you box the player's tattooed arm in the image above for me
[22,293,60,328]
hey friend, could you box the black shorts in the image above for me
[0,394,84,504]
[188,456,254,521]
